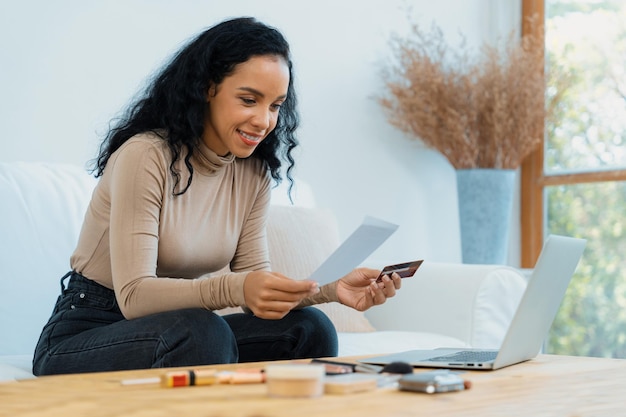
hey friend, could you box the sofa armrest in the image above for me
[363,261,527,349]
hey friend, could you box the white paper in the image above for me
[309,216,399,285]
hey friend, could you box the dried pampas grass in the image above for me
[379,19,564,169]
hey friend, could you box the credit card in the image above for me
[376,260,423,282]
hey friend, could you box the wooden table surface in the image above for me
[2,354,625,417]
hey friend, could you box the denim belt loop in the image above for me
[59,271,73,293]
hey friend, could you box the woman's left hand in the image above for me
[335,267,401,311]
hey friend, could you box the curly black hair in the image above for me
[92,17,299,195]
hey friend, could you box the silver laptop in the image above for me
[360,234,586,371]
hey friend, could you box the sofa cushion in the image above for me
[0,355,35,381]
[0,162,97,356]
[266,205,375,332]
[364,261,526,348]
[337,330,469,357]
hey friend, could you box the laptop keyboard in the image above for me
[428,351,498,363]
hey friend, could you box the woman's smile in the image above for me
[238,129,263,147]
[203,55,290,158]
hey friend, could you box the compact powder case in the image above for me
[264,364,325,398]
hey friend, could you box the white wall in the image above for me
[0,0,521,266]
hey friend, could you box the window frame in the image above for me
[520,0,626,268]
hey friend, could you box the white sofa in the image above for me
[0,162,527,382]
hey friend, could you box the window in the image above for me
[522,0,626,357]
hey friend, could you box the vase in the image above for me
[456,169,516,264]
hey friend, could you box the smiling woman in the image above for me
[204,55,290,158]
[31,16,405,377]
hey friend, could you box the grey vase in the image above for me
[456,169,516,264]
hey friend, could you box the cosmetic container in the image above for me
[265,364,325,398]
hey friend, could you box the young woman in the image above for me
[33,17,402,375]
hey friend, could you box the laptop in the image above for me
[360,234,586,371]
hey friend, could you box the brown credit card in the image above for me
[376,260,423,282]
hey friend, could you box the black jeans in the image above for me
[33,272,338,375]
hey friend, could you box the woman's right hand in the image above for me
[243,271,319,319]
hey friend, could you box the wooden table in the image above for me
[1,354,625,416]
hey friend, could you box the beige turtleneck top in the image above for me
[70,132,277,319]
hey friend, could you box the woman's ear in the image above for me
[206,84,216,102]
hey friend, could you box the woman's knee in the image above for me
[33,308,239,374]
[153,308,238,367]
[298,307,336,333]
[294,307,338,357]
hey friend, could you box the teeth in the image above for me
[240,131,260,142]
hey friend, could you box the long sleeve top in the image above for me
[70,132,273,319]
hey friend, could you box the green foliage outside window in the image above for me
[545,0,626,358]
[547,182,626,357]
